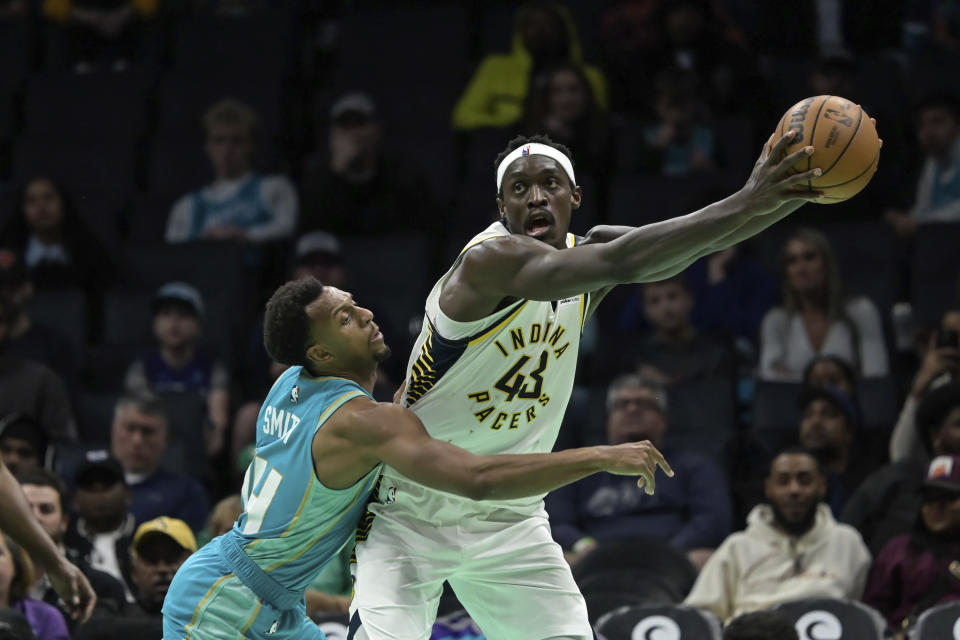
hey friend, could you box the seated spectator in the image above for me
[616,275,734,386]
[684,447,871,623]
[18,468,126,620]
[0,415,48,476]
[0,177,112,294]
[803,354,858,397]
[889,306,960,463]
[42,0,157,72]
[124,282,229,459]
[0,532,68,640]
[759,228,889,381]
[864,454,960,631]
[547,374,732,569]
[637,69,718,176]
[452,2,606,130]
[196,494,241,547]
[63,452,135,594]
[844,383,960,554]
[0,608,35,640]
[886,94,960,236]
[299,93,437,240]
[723,610,798,640]
[126,517,194,617]
[109,392,210,533]
[0,250,76,384]
[166,99,298,244]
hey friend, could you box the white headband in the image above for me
[496,142,576,192]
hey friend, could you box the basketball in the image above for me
[767,95,881,204]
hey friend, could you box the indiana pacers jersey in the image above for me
[388,221,587,502]
[226,367,381,594]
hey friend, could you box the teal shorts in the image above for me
[162,539,326,640]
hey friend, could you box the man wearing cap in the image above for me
[864,454,960,630]
[124,282,229,460]
[684,447,871,623]
[0,414,49,476]
[547,374,732,568]
[299,91,437,243]
[844,382,960,554]
[165,98,298,244]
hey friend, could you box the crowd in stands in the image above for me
[3,0,960,638]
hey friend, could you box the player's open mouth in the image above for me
[525,211,554,238]
[370,329,383,342]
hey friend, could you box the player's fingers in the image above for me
[643,469,656,495]
[766,129,797,164]
[774,145,814,176]
[643,444,674,477]
[781,168,822,186]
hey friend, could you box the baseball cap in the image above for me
[921,454,960,496]
[330,92,376,124]
[74,450,125,488]
[798,385,860,431]
[0,249,28,287]
[294,231,343,266]
[133,516,198,554]
[153,281,204,317]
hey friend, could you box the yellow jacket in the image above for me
[451,4,607,130]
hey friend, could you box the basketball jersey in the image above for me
[188,174,272,239]
[389,221,588,504]
[224,367,381,594]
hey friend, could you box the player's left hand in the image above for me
[47,556,96,622]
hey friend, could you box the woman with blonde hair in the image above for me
[759,228,889,381]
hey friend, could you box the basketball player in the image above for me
[161,278,671,640]
[0,452,96,620]
[348,130,825,640]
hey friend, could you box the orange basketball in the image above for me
[766,95,881,204]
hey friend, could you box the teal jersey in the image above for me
[226,367,381,594]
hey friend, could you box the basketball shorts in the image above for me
[349,476,592,640]
[162,540,326,640]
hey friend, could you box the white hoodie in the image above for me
[684,503,871,623]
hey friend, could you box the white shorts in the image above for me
[348,475,592,640]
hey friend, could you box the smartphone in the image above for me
[937,328,960,349]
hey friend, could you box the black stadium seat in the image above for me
[912,601,960,639]
[750,381,803,451]
[912,223,960,327]
[772,598,886,640]
[595,604,723,640]
[28,288,87,365]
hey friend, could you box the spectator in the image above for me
[0,177,112,294]
[0,415,48,477]
[124,282,229,459]
[844,383,960,555]
[637,69,717,176]
[63,452,135,593]
[864,454,960,630]
[759,228,889,381]
[723,610,798,640]
[42,0,157,72]
[126,517,195,617]
[886,93,960,236]
[0,608,35,640]
[547,374,732,569]
[452,2,606,130]
[196,494,241,547]
[18,468,127,620]
[0,250,76,384]
[299,92,437,240]
[165,99,298,244]
[803,354,858,397]
[616,275,735,386]
[684,447,871,623]
[0,533,68,640]
[888,306,960,463]
[109,393,210,533]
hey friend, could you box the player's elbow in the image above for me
[462,472,496,501]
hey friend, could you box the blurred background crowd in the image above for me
[2,0,960,638]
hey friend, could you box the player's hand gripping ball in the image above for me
[766,95,881,203]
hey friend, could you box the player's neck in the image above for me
[305,363,378,394]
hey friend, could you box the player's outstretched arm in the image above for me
[351,402,674,500]
[0,456,96,621]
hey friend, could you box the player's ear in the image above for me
[496,195,506,218]
[570,185,583,210]
[306,343,334,365]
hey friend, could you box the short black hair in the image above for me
[494,134,575,195]
[767,445,823,477]
[16,467,66,512]
[916,382,960,454]
[724,610,798,640]
[264,277,326,367]
[915,92,960,121]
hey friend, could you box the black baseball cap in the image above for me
[74,450,125,488]
[798,385,860,431]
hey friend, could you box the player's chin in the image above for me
[372,343,392,363]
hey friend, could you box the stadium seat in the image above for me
[664,377,737,460]
[144,138,212,199]
[28,288,87,365]
[128,192,178,244]
[751,381,803,452]
[169,13,297,77]
[578,569,686,606]
[912,601,960,639]
[73,391,120,445]
[857,376,899,432]
[772,598,887,640]
[912,223,960,327]
[158,390,207,478]
[573,535,699,602]
[595,604,723,640]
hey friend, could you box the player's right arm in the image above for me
[314,398,673,500]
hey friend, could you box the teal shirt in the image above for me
[225,367,380,593]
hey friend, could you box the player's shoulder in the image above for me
[323,396,405,442]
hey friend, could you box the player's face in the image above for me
[22,484,67,543]
[799,398,852,453]
[784,239,825,294]
[642,281,692,332]
[917,106,960,158]
[607,387,666,447]
[206,122,254,179]
[23,178,63,234]
[765,453,825,531]
[112,406,168,474]
[497,155,582,250]
[307,287,391,370]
